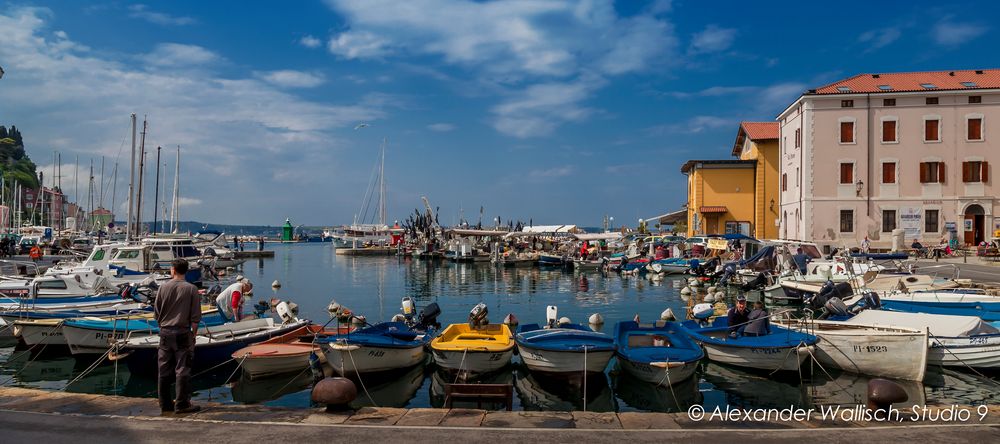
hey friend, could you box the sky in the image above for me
[0,1,996,227]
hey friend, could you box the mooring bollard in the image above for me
[867,378,908,414]
[312,377,358,412]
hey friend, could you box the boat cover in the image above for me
[850,310,1000,337]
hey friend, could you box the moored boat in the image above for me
[613,320,703,386]
[679,318,817,372]
[515,311,615,376]
[849,310,1000,368]
[232,324,352,379]
[320,321,434,376]
[431,322,514,375]
[62,306,223,355]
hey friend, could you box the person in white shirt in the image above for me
[215,278,253,322]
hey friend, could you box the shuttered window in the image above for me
[925,210,939,233]
[963,161,989,183]
[840,163,853,184]
[882,162,896,184]
[840,121,855,143]
[925,119,940,141]
[968,118,983,141]
[839,210,854,233]
[920,162,944,183]
[882,120,897,142]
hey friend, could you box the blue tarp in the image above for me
[316,321,432,349]
[721,233,756,241]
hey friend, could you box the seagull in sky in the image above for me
[354,122,370,130]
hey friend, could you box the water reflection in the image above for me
[613,369,701,413]
[514,367,617,412]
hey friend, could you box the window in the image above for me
[840,163,854,184]
[969,95,982,104]
[841,100,854,108]
[919,162,945,183]
[963,82,978,88]
[795,128,801,148]
[925,210,939,233]
[878,85,892,91]
[882,162,896,184]
[91,250,105,261]
[926,97,939,105]
[37,280,69,290]
[882,120,897,142]
[882,210,897,233]
[782,173,788,191]
[883,98,896,106]
[840,210,854,233]
[924,119,940,142]
[963,161,989,183]
[725,221,751,236]
[840,121,855,143]
[837,86,851,93]
[920,83,936,89]
[968,117,983,140]
[796,168,800,186]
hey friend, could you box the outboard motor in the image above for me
[275,301,299,324]
[740,273,768,292]
[416,302,442,330]
[824,297,849,317]
[546,305,558,328]
[862,291,882,309]
[401,297,416,319]
[468,302,489,327]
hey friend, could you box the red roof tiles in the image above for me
[740,122,779,140]
[813,69,1000,95]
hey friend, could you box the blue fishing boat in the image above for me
[679,318,817,372]
[613,321,703,386]
[318,321,434,375]
[878,299,1000,322]
[62,308,226,355]
[516,322,615,376]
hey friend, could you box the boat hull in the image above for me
[238,348,315,379]
[782,321,928,381]
[617,357,699,386]
[63,324,155,355]
[324,343,426,375]
[432,348,513,374]
[13,322,66,346]
[699,342,812,372]
[517,344,613,375]
[929,335,1000,368]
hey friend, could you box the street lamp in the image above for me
[855,179,864,197]
[769,198,775,211]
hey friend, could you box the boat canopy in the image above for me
[850,310,1000,337]
[521,225,577,233]
[572,232,623,241]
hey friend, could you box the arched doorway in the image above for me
[964,204,985,245]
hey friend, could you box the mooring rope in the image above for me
[346,346,377,407]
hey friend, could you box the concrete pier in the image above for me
[1,386,998,443]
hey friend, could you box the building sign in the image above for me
[707,238,728,250]
[964,219,974,232]
[900,207,922,239]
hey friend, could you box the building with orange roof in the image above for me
[733,121,780,239]
[778,69,998,250]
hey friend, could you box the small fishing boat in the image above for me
[431,304,514,375]
[613,320,703,386]
[62,306,224,355]
[320,322,433,376]
[646,258,692,275]
[537,253,567,267]
[232,324,352,379]
[849,310,1000,368]
[571,258,603,271]
[679,318,817,372]
[515,307,615,376]
[111,303,308,375]
[774,317,928,381]
[876,290,1000,321]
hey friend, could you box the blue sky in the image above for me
[0,1,995,227]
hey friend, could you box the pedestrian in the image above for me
[153,259,202,415]
[216,277,253,322]
[860,235,871,254]
[258,236,264,251]
[29,244,42,262]
[727,295,750,338]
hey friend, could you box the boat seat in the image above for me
[627,334,672,348]
[455,334,496,341]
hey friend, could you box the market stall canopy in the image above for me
[572,232,623,241]
[445,229,509,237]
[520,225,578,233]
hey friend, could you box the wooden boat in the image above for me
[849,310,1000,368]
[431,323,514,375]
[679,318,816,372]
[613,321,703,386]
[647,258,692,275]
[774,317,928,381]
[112,316,310,375]
[232,324,352,379]
[515,323,615,376]
[62,306,223,355]
[536,253,567,266]
[319,322,433,376]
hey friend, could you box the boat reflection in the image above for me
[429,367,514,409]
[230,371,313,404]
[612,368,700,413]
[699,362,806,409]
[803,370,926,407]
[346,363,427,409]
[514,366,616,412]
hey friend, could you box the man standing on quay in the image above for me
[153,259,202,415]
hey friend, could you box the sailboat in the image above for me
[335,137,400,256]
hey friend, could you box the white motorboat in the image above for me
[850,310,1000,368]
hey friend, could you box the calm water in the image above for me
[1,243,998,411]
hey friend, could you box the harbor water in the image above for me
[1,243,998,412]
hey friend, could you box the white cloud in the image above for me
[0,7,391,223]
[141,43,219,67]
[328,30,392,59]
[322,0,678,137]
[647,115,738,135]
[177,197,202,207]
[665,85,756,99]
[689,24,736,54]
[427,123,455,132]
[255,70,325,88]
[932,18,988,46]
[527,166,574,179]
[858,27,902,49]
[128,4,196,26]
[299,35,322,48]
[757,82,807,111]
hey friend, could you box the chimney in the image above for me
[976,70,984,74]
[949,71,955,76]
[872,74,880,78]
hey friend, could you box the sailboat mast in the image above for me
[153,146,161,235]
[126,113,136,242]
[110,161,118,235]
[135,117,147,237]
[379,137,386,226]
[170,147,180,233]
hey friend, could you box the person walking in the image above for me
[28,244,42,262]
[153,259,202,415]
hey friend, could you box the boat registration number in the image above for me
[94,332,126,340]
[750,348,780,355]
[368,350,385,358]
[970,337,988,345]
[852,345,888,353]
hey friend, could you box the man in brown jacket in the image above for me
[153,259,202,414]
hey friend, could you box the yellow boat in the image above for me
[430,323,514,374]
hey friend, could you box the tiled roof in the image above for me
[813,69,1000,95]
[741,122,779,140]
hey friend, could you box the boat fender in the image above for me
[824,297,849,317]
[546,305,558,328]
[704,293,715,303]
[351,315,367,328]
[558,317,571,326]
[271,280,281,289]
[707,286,717,294]
[715,291,726,301]
[660,308,675,321]
[391,314,406,322]
[589,313,604,325]
[692,303,714,320]
[680,286,692,296]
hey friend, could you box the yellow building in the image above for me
[681,159,757,237]
[732,122,780,239]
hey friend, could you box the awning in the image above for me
[446,229,508,237]
[699,206,728,213]
[572,232,623,241]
